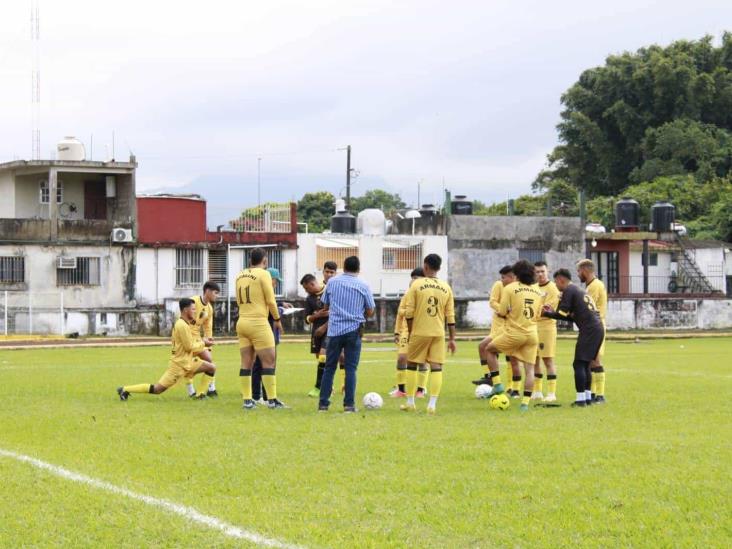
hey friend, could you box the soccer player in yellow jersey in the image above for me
[235,248,286,410]
[117,298,216,400]
[480,260,542,411]
[577,259,608,403]
[532,262,560,402]
[401,254,456,414]
[475,265,515,386]
[184,281,220,398]
[390,267,426,398]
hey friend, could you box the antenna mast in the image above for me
[31,0,41,160]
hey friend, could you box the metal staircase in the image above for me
[672,234,721,294]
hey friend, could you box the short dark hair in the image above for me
[343,256,360,273]
[499,265,513,275]
[323,261,337,271]
[554,268,572,281]
[179,297,195,311]
[300,273,317,285]
[203,281,220,293]
[424,254,442,271]
[250,248,266,266]
[410,267,424,277]
[512,259,535,285]
[534,261,547,268]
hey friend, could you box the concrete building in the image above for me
[0,156,137,335]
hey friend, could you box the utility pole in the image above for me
[31,0,40,160]
[345,145,351,210]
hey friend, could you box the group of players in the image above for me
[117,247,608,412]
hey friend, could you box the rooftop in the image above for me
[0,158,137,172]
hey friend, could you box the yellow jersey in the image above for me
[189,295,214,339]
[586,278,608,322]
[404,277,456,337]
[395,293,408,335]
[489,280,505,331]
[537,281,560,326]
[170,317,205,368]
[235,267,280,321]
[498,281,542,335]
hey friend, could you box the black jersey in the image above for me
[543,284,604,362]
[304,288,328,354]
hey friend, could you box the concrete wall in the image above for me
[448,215,585,298]
[0,171,14,217]
[690,248,726,292]
[136,247,210,305]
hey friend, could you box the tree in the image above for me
[297,191,335,233]
[349,189,406,215]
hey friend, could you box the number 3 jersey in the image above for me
[498,281,543,335]
[404,276,456,337]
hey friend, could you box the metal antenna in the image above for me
[31,0,41,160]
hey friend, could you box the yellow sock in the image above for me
[547,376,557,394]
[591,372,597,394]
[492,372,503,387]
[124,383,152,394]
[405,368,418,397]
[521,395,530,406]
[196,374,213,396]
[534,375,543,393]
[417,369,429,389]
[595,369,606,396]
[239,369,252,400]
[428,370,443,397]
[262,369,277,400]
[512,377,522,392]
[396,369,407,386]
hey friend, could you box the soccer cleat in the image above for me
[491,383,505,395]
[510,390,521,399]
[193,394,207,400]
[531,391,544,401]
[426,407,436,415]
[543,393,557,403]
[188,393,198,399]
[519,403,529,412]
[267,399,289,409]
[595,395,606,404]
[206,389,219,398]
[318,406,329,412]
[416,388,426,399]
[571,401,587,408]
[400,403,417,412]
[116,387,129,401]
[389,387,407,398]
[471,377,492,386]
[343,406,357,414]
[242,399,256,410]
[307,387,320,398]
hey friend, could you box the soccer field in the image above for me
[1,337,731,548]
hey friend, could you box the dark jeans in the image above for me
[319,330,362,408]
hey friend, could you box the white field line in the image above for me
[0,448,304,549]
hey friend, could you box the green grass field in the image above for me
[1,337,731,548]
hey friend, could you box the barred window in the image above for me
[39,179,64,204]
[382,240,423,271]
[315,238,358,270]
[57,257,100,286]
[0,256,25,284]
[176,249,204,288]
[243,248,284,297]
[518,248,545,264]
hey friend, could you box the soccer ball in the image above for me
[475,384,493,399]
[362,392,383,410]
[489,393,510,410]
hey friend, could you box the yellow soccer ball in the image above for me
[489,393,510,411]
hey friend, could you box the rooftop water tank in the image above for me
[57,136,85,161]
[615,197,640,231]
[335,198,346,213]
[330,210,356,234]
[651,201,675,233]
[419,204,438,219]
[451,195,473,215]
[357,208,386,236]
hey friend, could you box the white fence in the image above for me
[229,203,291,233]
[0,291,65,335]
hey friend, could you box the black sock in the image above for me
[398,384,406,392]
[315,361,325,389]
[573,359,589,394]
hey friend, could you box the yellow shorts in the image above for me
[236,317,275,350]
[407,335,445,365]
[492,330,538,365]
[397,331,409,354]
[536,323,557,359]
[157,360,197,388]
[489,317,504,340]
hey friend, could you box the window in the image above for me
[39,179,64,204]
[518,248,545,264]
[57,257,101,286]
[315,238,359,271]
[175,249,204,288]
[591,251,619,294]
[243,247,284,297]
[0,257,25,284]
[382,240,423,271]
[641,253,658,267]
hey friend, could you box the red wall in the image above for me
[137,197,207,244]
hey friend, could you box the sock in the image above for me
[490,370,502,387]
[208,379,216,391]
[595,367,605,396]
[522,390,531,406]
[590,367,598,394]
[185,382,196,397]
[396,367,407,388]
[547,374,557,395]
[196,374,214,396]
[534,373,544,393]
[315,356,325,389]
[124,384,153,394]
[262,368,277,400]
[239,369,252,400]
[585,389,592,402]
[512,375,522,393]
[405,368,418,402]
[417,369,429,392]
[576,391,586,402]
[428,370,443,397]
[428,395,438,409]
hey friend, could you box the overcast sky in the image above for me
[1,1,731,226]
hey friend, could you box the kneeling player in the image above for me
[117,298,216,400]
[476,265,515,387]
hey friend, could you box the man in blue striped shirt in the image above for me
[319,255,376,412]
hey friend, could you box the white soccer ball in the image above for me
[362,392,384,410]
[475,384,494,399]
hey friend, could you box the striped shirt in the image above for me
[321,273,375,337]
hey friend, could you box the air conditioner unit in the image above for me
[111,228,133,243]
[57,257,77,269]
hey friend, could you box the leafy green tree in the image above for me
[296,191,335,233]
[349,189,406,215]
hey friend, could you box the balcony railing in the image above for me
[229,203,292,233]
[612,275,726,295]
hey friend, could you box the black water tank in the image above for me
[330,211,356,233]
[615,197,640,230]
[651,201,675,232]
[419,204,438,219]
[451,195,473,215]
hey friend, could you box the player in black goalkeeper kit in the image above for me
[541,268,605,407]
